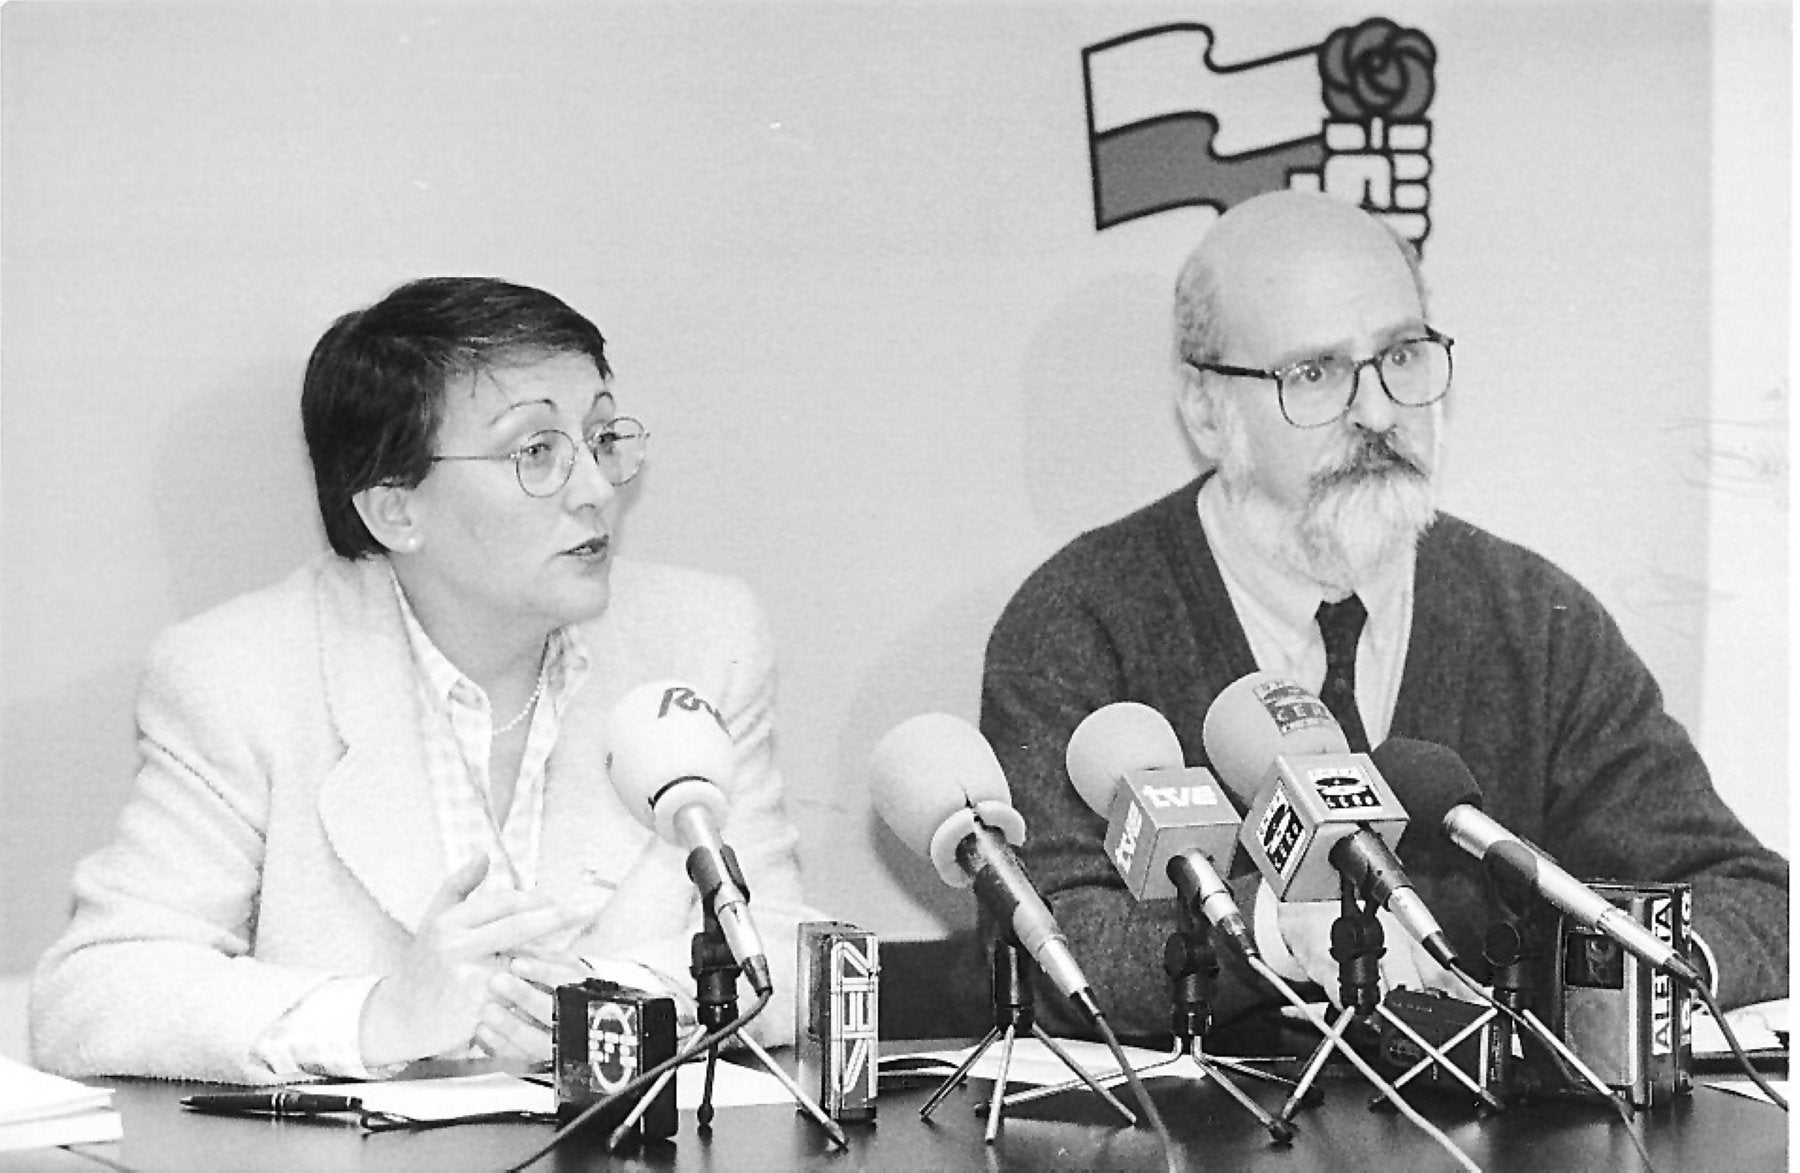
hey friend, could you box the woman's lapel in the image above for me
[312,558,447,933]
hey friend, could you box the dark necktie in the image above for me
[1315,594,1371,753]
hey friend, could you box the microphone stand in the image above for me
[1362,879,1666,1168]
[1373,878,1620,1111]
[619,885,848,1149]
[1002,903,1300,1143]
[919,934,1136,1143]
[1276,874,1502,1129]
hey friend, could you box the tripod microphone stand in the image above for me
[1004,904,1301,1143]
[1372,880,1619,1111]
[919,935,1136,1143]
[605,899,848,1150]
[1275,874,1503,1129]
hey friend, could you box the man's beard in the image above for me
[1217,420,1438,590]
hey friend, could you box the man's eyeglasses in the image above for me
[430,417,650,497]
[1193,330,1455,429]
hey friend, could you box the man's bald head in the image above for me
[1174,191,1426,368]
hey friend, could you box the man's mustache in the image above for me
[1312,429,1429,491]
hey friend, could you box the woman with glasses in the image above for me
[32,277,813,1083]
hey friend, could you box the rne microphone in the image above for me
[605,679,773,995]
[1065,703,1255,960]
[1202,672,1458,971]
[1370,737,1706,989]
[866,713,1096,1015]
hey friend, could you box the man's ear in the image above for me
[1176,366,1226,464]
[352,482,424,554]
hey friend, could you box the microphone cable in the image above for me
[1441,960,1657,1173]
[1244,955,1482,1173]
[1688,979,1787,1111]
[1078,992,1179,1173]
[504,987,770,1172]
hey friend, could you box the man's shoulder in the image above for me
[989,479,1206,660]
[1419,513,1600,610]
[1011,480,1204,599]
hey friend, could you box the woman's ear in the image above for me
[352,482,425,554]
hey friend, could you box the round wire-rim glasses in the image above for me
[1193,330,1455,429]
[430,416,650,497]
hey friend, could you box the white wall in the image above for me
[1701,0,1790,855]
[2,0,1786,972]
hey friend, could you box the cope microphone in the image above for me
[605,679,772,995]
[867,713,1097,1016]
[1201,672,1458,971]
[1370,738,1707,989]
[1064,702,1256,960]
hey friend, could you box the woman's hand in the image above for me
[359,858,598,1067]
[476,954,595,1065]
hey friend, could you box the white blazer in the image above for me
[31,553,811,1082]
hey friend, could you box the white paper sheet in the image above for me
[1694,999,1787,1056]
[0,1056,120,1151]
[882,1038,1196,1087]
[0,1055,113,1125]
[1706,1078,1789,1107]
[339,1073,551,1121]
[330,1058,802,1123]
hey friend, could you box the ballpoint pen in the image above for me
[180,1091,364,1117]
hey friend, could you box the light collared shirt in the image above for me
[395,574,590,896]
[1196,476,1414,746]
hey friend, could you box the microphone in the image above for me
[1064,702,1256,959]
[605,679,772,994]
[866,713,1097,1015]
[1201,671,1459,970]
[1370,737,1707,989]
[1201,671,1351,795]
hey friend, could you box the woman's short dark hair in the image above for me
[301,277,612,559]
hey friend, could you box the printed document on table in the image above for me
[332,1060,799,1123]
[0,1055,121,1151]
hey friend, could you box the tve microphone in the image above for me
[867,713,1095,1012]
[1064,703,1255,959]
[1371,738,1707,989]
[1202,672,1458,970]
[605,680,772,994]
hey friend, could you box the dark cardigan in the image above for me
[980,477,1788,1038]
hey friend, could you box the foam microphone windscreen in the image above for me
[1368,737,1486,855]
[1064,701,1186,817]
[1067,702,1241,901]
[1201,671,1351,806]
[867,713,1027,888]
[604,679,734,842]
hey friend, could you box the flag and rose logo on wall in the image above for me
[1083,18,1437,252]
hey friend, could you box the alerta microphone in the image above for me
[1370,737,1707,989]
[1201,672,1459,971]
[605,680,773,995]
[866,713,1098,1016]
[1064,702,1255,960]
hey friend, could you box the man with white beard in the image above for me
[976,190,1787,1041]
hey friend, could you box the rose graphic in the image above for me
[1319,18,1436,121]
